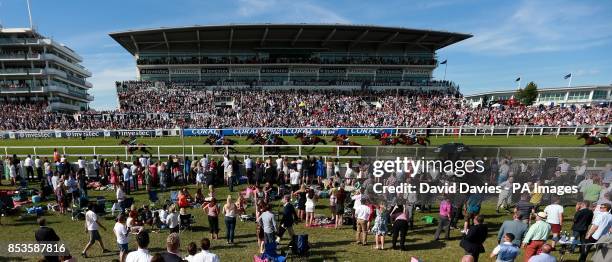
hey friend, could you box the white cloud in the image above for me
[453,0,612,55]
[87,66,136,110]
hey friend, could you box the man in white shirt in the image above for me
[122,164,131,195]
[82,203,109,258]
[543,197,564,249]
[91,156,100,178]
[125,230,152,262]
[34,156,42,181]
[24,155,34,180]
[193,238,220,262]
[51,173,60,191]
[580,203,612,262]
[354,199,371,245]
[113,213,130,262]
[244,155,254,185]
[138,155,148,169]
[290,169,301,192]
[558,159,571,175]
[223,156,232,186]
[275,155,283,173]
[77,157,86,176]
[200,155,209,172]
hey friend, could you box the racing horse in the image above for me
[204,135,238,153]
[119,139,152,155]
[330,135,361,154]
[379,136,402,146]
[578,133,612,148]
[295,133,327,151]
[398,134,430,146]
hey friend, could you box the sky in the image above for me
[1,0,611,110]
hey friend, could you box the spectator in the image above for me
[355,199,371,246]
[223,195,238,244]
[81,202,110,258]
[34,218,61,262]
[203,197,220,240]
[579,203,612,262]
[184,242,198,262]
[113,213,130,262]
[193,238,220,262]
[460,215,488,262]
[160,233,183,262]
[522,212,551,261]
[490,233,519,262]
[257,204,277,244]
[497,213,528,246]
[571,201,594,253]
[528,244,556,262]
[125,230,152,262]
[434,196,452,241]
[543,197,564,249]
[278,194,298,243]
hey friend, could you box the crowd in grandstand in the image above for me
[136,55,436,66]
[0,81,610,130]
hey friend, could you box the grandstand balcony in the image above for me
[45,85,93,102]
[48,101,81,112]
[0,86,44,94]
[0,53,41,61]
[0,68,44,76]
[0,38,40,45]
[43,53,91,77]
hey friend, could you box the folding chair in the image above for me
[179,214,194,233]
[169,191,179,204]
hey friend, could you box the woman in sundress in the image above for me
[371,203,388,250]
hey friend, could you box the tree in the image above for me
[515,81,538,105]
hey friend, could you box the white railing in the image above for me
[1,125,611,138]
[3,145,610,167]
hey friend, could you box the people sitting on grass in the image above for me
[166,205,180,234]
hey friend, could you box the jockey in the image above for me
[215,135,224,145]
[590,127,601,142]
[343,135,350,145]
[408,131,417,142]
[128,135,137,146]
[381,131,390,139]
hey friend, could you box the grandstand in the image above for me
[0,27,93,112]
[110,24,471,91]
[465,85,612,107]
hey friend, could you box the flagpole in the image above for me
[568,74,572,87]
[517,78,521,90]
[443,62,448,81]
[26,0,33,30]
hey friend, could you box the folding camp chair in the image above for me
[169,191,179,204]
[179,214,194,233]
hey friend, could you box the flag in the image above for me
[515,77,521,82]
[564,73,572,79]
[440,60,447,65]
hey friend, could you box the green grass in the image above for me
[1,135,610,166]
[0,135,608,261]
[0,183,588,262]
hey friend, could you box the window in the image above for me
[592,90,609,100]
[539,92,565,101]
[567,91,590,100]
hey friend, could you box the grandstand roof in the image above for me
[109,24,472,55]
